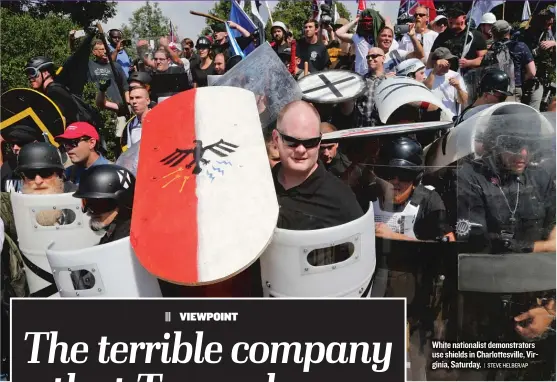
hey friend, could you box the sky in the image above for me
[101,1,363,40]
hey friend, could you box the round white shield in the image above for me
[298,70,367,104]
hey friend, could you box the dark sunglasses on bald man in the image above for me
[366,53,384,60]
[278,131,322,149]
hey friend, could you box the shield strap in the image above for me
[20,253,58,297]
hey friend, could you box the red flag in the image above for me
[357,0,366,16]
[312,0,320,20]
[419,0,436,21]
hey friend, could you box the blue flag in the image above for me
[230,0,257,55]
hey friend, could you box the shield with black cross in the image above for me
[297,70,367,104]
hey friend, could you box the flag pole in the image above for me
[502,1,506,20]
[265,1,273,24]
[460,0,476,62]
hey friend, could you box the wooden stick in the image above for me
[189,10,226,24]
[304,62,309,76]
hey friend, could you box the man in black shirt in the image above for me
[296,19,330,73]
[429,7,487,74]
[25,56,80,125]
[271,101,363,230]
[319,122,351,179]
[456,108,555,253]
[211,21,254,59]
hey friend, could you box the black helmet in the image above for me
[375,137,424,182]
[128,71,152,86]
[25,56,55,76]
[73,164,135,210]
[482,104,542,153]
[479,69,513,97]
[15,142,64,174]
[196,36,211,49]
[1,124,45,146]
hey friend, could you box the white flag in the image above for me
[469,0,505,27]
[334,3,340,23]
[522,0,531,21]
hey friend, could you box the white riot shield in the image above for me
[207,75,222,86]
[374,77,454,123]
[213,42,303,128]
[46,237,162,298]
[10,192,104,297]
[260,205,376,297]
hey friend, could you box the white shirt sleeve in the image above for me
[457,73,468,94]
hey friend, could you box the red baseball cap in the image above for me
[55,122,99,141]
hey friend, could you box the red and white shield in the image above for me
[131,87,278,285]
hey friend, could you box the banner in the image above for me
[11,299,405,382]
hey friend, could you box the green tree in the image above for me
[120,1,173,42]
[0,8,78,91]
[0,0,116,28]
[1,8,119,160]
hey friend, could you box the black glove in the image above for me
[98,79,111,93]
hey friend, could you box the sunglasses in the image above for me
[60,137,90,150]
[366,54,384,60]
[278,131,322,149]
[82,198,118,215]
[496,136,538,155]
[21,168,59,180]
[414,13,428,18]
[374,166,418,182]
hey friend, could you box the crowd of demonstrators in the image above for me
[1,4,556,379]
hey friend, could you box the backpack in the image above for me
[49,82,104,132]
[481,40,516,94]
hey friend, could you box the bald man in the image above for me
[271,101,363,230]
[319,122,351,179]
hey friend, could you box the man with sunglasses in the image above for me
[73,164,135,244]
[271,101,363,230]
[363,137,452,242]
[55,122,110,185]
[0,124,47,193]
[399,6,438,64]
[107,29,132,78]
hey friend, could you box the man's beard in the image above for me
[23,176,64,195]
[89,214,110,232]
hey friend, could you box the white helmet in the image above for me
[271,21,288,33]
[395,58,425,77]
[480,12,496,25]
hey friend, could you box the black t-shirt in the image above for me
[192,63,216,88]
[456,157,556,253]
[45,83,81,125]
[431,28,487,72]
[272,161,363,230]
[296,39,330,73]
[361,182,449,241]
[1,158,21,193]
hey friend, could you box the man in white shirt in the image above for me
[424,47,468,117]
[381,25,424,73]
[398,6,438,64]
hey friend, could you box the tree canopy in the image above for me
[120,1,175,42]
[0,0,116,28]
